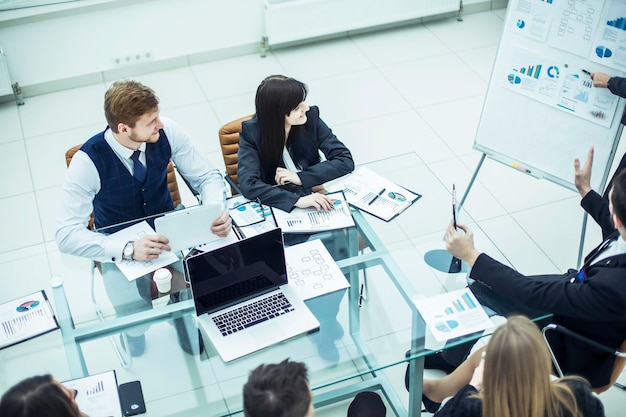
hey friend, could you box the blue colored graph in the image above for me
[595,46,613,58]
[607,17,626,31]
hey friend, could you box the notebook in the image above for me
[185,228,320,362]
[154,203,222,252]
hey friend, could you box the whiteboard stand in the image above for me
[458,146,618,270]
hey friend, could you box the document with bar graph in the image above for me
[413,288,493,342]
[271,191,355,233]
[1,290,59,350]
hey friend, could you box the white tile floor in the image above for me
[1,6,625,417]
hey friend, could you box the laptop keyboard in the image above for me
[212,292,295,336]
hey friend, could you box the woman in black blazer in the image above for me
[238,75,354,212]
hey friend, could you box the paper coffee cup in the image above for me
[153,268,172,293]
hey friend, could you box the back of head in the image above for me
[243,360,311,417]
[0,375,80,417]
[610,169,626,226]
[482,316,577,417]
[104,80,160,133]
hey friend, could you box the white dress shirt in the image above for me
[56,116,226,263]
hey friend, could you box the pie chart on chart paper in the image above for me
[434,319,460,333]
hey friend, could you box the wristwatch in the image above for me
[122,241,135,260]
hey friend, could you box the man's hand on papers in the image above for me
[445,223,481,267]
[211,211,232,237]
[134,234,171,261]
[295,193,333,211]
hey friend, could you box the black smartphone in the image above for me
[118,380,146,416]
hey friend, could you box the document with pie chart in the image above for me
[414,288,493,342]
[0,290,59,350]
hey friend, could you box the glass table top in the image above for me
[52,152,550,417]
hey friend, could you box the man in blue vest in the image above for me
[56,80,231,356]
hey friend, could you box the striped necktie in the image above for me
[130,150,146,183]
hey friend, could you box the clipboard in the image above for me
[0,290,59,350]
[330,167,421,222]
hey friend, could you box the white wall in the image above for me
[0,0,264,94]
[0,0,503,96]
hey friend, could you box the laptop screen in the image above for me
[186,228,287,315]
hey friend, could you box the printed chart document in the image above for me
[413,288,493,342]
[284,239,350,300]
[1,290,59,350]
[227,195,278,238]
[330,167,421,221]
[272,191,355,233]
[62,370,123,417]
[113,221,180,281]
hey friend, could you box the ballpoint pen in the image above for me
[452,184,458,229]
[368,188,386,206]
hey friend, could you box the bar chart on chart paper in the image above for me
[272,191,355,233]
[1,290,59,349]
[62,370,122,417]
[414,288,493,342]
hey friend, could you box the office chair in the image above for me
[65,144,196,367]
[218,114,253,195]
[542,323,626,394]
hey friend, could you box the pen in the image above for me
[358,283,364,307]
[581,68,591,76]
[368,188,386,206]
[452,184,457,229]
[614,382,626,390]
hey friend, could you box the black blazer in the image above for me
[436,379,605,417]
[470,224,626,388]
[607,75,626,124]
[238,106,354,212]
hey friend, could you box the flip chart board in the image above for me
[474,0,626,192]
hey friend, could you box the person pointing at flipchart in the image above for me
[578,72,626,218]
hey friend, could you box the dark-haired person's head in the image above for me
[0,374,86,417]
[609,169,626,229]
[243,359,313,417]
[255,75,307,125]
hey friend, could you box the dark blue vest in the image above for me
[81,128,174,231]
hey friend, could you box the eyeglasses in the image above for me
[228,201,268,227]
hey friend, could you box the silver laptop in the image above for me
[185,228,320,362]
[154,203,222,252]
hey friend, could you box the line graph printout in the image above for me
[284,239,349,300]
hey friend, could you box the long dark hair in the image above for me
[255,75,308,172]
[0,374,82,417]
